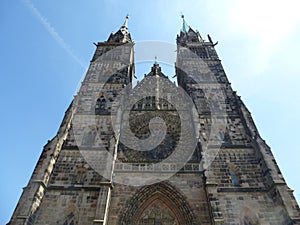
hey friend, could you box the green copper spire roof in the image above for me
[181,14,189,33]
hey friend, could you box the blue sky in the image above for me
[1,0,300,224]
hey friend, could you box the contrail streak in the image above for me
[24,0,87,69]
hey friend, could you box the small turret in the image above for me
[145,60,168,79]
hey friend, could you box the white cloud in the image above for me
[228,0,300,36]
[226,0,300,76]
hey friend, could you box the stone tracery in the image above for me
[119,182,196,225]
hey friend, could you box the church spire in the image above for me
[154,56,158,65]
[107,15,132,43]
[122,14,129,29]
[181,14,189,33]
[177,14,203,44]
[120,14,129,35]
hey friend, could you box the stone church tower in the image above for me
[8,16,300,225]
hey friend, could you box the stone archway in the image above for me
[119,182,197,225]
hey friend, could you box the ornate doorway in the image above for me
[119,182,196,225]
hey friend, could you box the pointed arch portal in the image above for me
[119,182,196,225]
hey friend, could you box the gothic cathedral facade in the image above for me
[8,16,300,225]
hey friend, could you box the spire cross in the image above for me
[154,56,158,65]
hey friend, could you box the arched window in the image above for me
[95,95,107,114]
[74,166,87,184]
[63,212,76,225]
[137,103,142,110]
[229,164,240,187]
[229,170,240,186]
[60,205,78,225]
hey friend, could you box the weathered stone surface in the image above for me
[7,18,300,225]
